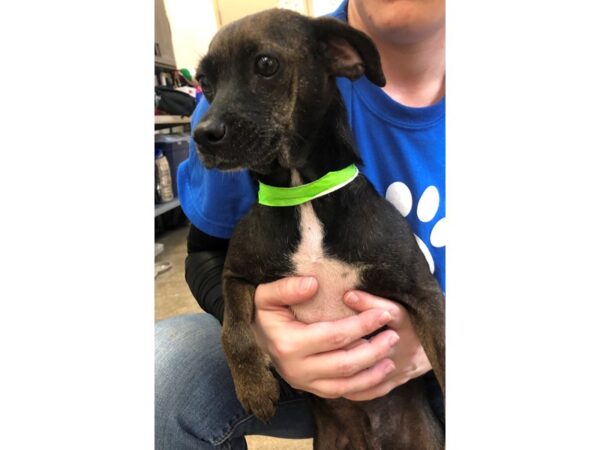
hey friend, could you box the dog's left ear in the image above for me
[312,17,386,87]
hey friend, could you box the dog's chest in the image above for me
[288,202,361,323]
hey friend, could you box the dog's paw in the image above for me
[236,370,280,423]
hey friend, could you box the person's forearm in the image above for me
[185,250,226,322]
[185,225,229,323]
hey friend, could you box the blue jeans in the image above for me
[155,313,315,449]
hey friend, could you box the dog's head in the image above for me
[193,8,385,173]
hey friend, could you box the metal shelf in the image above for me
[155,115,191,125]
[154,116,188,217]
[155,197,181,217]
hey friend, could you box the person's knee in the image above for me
[155,313,313,448]
[155,313,224,406]
[155,314,220,367]
[156,314,237,448]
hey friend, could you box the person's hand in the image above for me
[341,290,433,401]
[252,276,400,399]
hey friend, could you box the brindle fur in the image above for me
[193,9,445,449]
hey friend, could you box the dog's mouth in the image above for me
[195,125,287,173]
[196,152,239,172]
[195,142,281,173]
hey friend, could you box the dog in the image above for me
[193,8,445,450]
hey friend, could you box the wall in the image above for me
[164,0,345,77]
[163,0,219,77]
[215,0,279,26]
[310,0,341,17]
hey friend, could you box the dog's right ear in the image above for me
[312,17,386,87]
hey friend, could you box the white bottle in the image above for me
[155,149,174,202]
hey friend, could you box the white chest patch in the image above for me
[288,202,362,324]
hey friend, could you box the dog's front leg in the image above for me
[405,286,445,394]
[221,276,280,422]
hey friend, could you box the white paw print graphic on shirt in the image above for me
[385,182,446,274]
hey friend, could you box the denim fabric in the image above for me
[155,314,315,449]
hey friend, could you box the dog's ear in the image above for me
[312,17,385,87]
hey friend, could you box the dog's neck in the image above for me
[253,93,361,188]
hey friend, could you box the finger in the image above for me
[304,329,400,380]
[344,291,409,329]
[310,358,396,399]
[255,276,318,310]
[302,308,394,354]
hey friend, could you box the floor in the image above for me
[155,222,313,450]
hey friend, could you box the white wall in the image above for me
[163,0,219,77]
[310,0,341,16]
[163,0,344,77]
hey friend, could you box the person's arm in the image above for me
[184,224,228,322]
[185,225,429,400]
[252,278,430,400]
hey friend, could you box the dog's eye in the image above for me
[198,74,211,93]
[255,55,279,77]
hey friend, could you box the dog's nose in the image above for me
[194,119,227,147]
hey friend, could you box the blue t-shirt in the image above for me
[177,0,446,290]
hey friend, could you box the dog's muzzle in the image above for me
[194,118,227,150]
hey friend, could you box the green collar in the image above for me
[258,164,359,207]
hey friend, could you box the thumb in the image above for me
[255,276,318,310]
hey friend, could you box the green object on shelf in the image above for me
[180,68,193,81]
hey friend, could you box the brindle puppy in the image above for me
[193,8,445,450]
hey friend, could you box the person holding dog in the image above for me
[155,0,445,448]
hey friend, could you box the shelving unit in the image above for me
[155,115,191,126]
[155,197,181,217]
[154,114,190,218]
[154,0,192,220]
[155,0,177,69]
